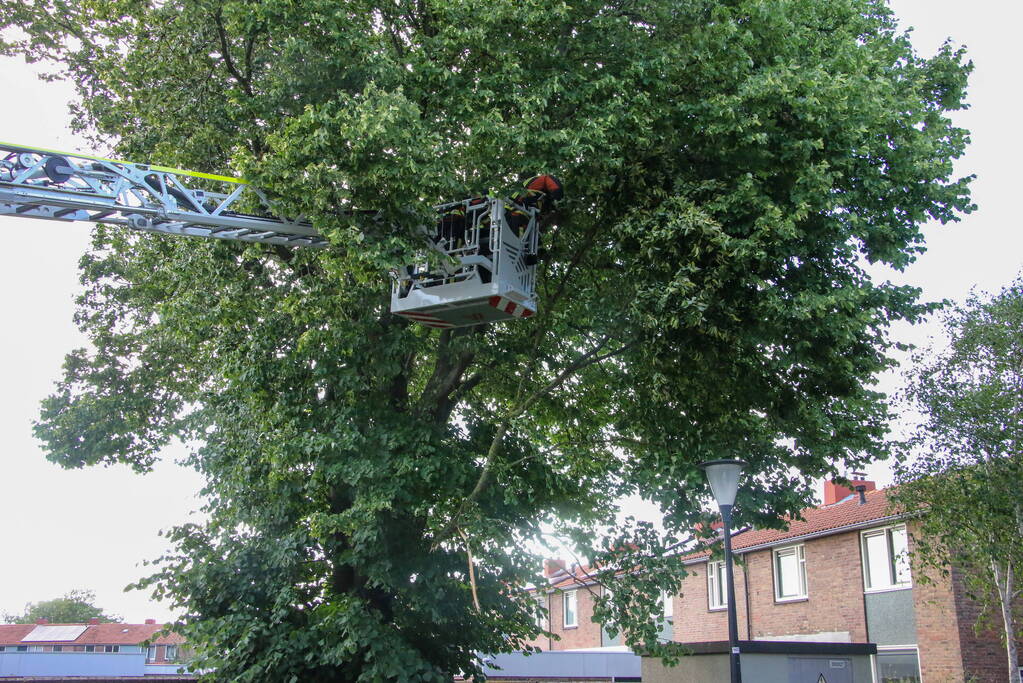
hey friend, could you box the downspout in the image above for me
[742,551,752,639]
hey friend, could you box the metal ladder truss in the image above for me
[0,142,328,247]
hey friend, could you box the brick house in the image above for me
[0,618,190,679]
[529,480,1022,683]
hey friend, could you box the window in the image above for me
[862,525,911,591]
[875,647,921,683]
[52,646,62,653]
[661,589,674,620]
[16,646,27,652]
[535,594,548,631]
[103,645,120,653]
[773,544,807,601]
[563,590,578,628]
[708,560,727,609]
[165,645,177,661]
[85,645,95,653]
[147,646,157,662]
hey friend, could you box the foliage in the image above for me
[2,0,972,679]
[891,279,1023,683]
[4,589,121,625]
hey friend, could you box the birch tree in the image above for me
[894,280,1023,683]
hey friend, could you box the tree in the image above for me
[2,0,972,679]
[892,280,1023,683]
[4,590,121,625]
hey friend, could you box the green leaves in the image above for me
[4,589,121,625]
[892,278,1023,661]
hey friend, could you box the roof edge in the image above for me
[682,513,909,563]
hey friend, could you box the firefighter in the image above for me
[516,174,564,214]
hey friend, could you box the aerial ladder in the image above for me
[0,141,554,329]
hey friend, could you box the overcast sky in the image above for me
[1,0,1020,623]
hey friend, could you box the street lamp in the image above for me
[699,458,747,683]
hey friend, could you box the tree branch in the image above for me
[508,337,638,421]
[432,335,637,546]
[418,327,480,424]
[213,10,254,98]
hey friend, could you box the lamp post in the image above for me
[699,458,747,683]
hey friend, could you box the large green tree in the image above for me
[892,280,1023,683]
[3,0,971,679]
[4,590,120,625]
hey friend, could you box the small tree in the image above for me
[4,589,121,625]
[893,279,1023,683]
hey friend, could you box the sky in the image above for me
[1,1,1021,623]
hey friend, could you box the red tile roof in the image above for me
[0,623,183,646]
[538,488,902,588]
[686,487,901,561]
[546,562,603,591]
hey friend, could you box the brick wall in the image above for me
[673,532,869,644]
[523,591,553,651]
[950,564,1022,683]
[546,584,603,650]
[672,559,748,642]
[911,538,967,683]
[744,533,868,642]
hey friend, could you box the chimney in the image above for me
[543,558,566,578]
[145,619,156,625]
[35,618,48,625]
[88,618,100,625]
[824,473,876,505]
[855,485,868,505]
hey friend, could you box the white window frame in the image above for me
[872,645,922,683]
[861,524,912,593]
[661,589,674,620]
[773,543,808,602]
[563,589,578,628]
[165,645,177,661]
[535,593,548,631]
[708,560,728,610]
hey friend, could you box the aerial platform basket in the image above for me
[390,197,539,329]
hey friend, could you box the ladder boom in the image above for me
[0,142,328,247]
[2,141,557,329]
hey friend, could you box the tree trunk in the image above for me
[991,559,1020,683]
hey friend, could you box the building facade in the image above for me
[0,618,190,679]
[529,480,1022,683]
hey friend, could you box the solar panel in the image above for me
[22,625,88,642]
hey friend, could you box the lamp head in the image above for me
[698,459,747,508]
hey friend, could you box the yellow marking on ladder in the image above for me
[0,141,246,185]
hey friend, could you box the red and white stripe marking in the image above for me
[395,311,455,329]
[489,296,535,318]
